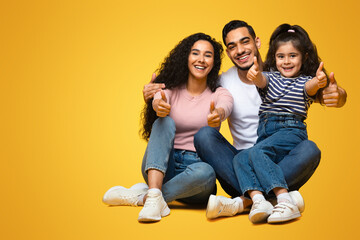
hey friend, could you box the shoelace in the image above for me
[219,199,237,214]
[272,202,295,213]
[113,189,142,205]
[143,194,160,208]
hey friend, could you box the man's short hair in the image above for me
[222,20,257,45]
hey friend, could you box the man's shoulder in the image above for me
[221,66,237,78]
[220,66,238,85]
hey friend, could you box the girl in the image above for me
[232,23,329,223]
[102,33,234,222]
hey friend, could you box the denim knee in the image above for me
[187,162,216,186]
[298,140,321,169]
[194,126,218,149]
[152,116,176,133]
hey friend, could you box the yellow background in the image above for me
[1,0,359,239]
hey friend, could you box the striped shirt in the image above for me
[258,71,314,118]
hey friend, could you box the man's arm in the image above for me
[319,72,347,107]
[143,73,165,102]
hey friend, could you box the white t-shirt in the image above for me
[220,66,262,150]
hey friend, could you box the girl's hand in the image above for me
[153,90,171,117]
[316,62,327,88]
[247,56,260,82]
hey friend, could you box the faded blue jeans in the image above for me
[194,115,320,197]
[141,117,216,204]
[233,113,309,195]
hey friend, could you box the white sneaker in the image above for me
[206,195,242,219]
[268,191,305,213]
[249,199,273,223]
[102,183,148,206]
[267,201,301,223]
[289,190,305,213]
[138,189,170,222]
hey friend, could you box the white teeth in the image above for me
[240,55,248,60]
[195,66,205,70]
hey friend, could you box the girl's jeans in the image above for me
[195,114,320,197]
[233,113,308,195]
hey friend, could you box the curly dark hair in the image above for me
[263,24,329,101]
[140,32,224,141]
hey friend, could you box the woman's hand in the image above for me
[207,101,224,128]
[153,90,171,117]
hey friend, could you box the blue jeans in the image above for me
[233,113,309,194]
[141,117,216,204]
[194,117,320,197]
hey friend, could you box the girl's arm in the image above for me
[305,62,327,96]
[247,56,267,89]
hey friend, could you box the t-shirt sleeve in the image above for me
[213,87,234,119]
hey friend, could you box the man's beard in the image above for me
[233,60,254,71]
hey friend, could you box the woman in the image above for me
[103,33,233,222]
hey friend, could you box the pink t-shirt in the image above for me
[153,85,233,152]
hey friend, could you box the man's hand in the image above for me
[143,73,165,102]
[154,90,171,117]
[321,72,347,107]
[207,101,224,128]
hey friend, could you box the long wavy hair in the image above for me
[263,24,328,102]
[141,33,224,141]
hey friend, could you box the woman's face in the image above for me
[188,40,214,81]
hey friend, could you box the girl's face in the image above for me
[188,40,214,81]
[275,41,302,78]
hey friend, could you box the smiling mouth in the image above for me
[236,54,250,62]
[194,65,206,70]
[282,67,294,71]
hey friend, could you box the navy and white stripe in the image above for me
[258,71,314,118]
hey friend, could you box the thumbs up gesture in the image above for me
[322,72,347,107]
[247,56,260,82]
[153,90,171,117]
[246,57,266,88]
[207,101,224,128]
[316,62,327,88]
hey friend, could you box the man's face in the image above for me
[225,27,261,71]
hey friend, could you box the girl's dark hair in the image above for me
[141,33,224,141]
[264,24,328,101]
